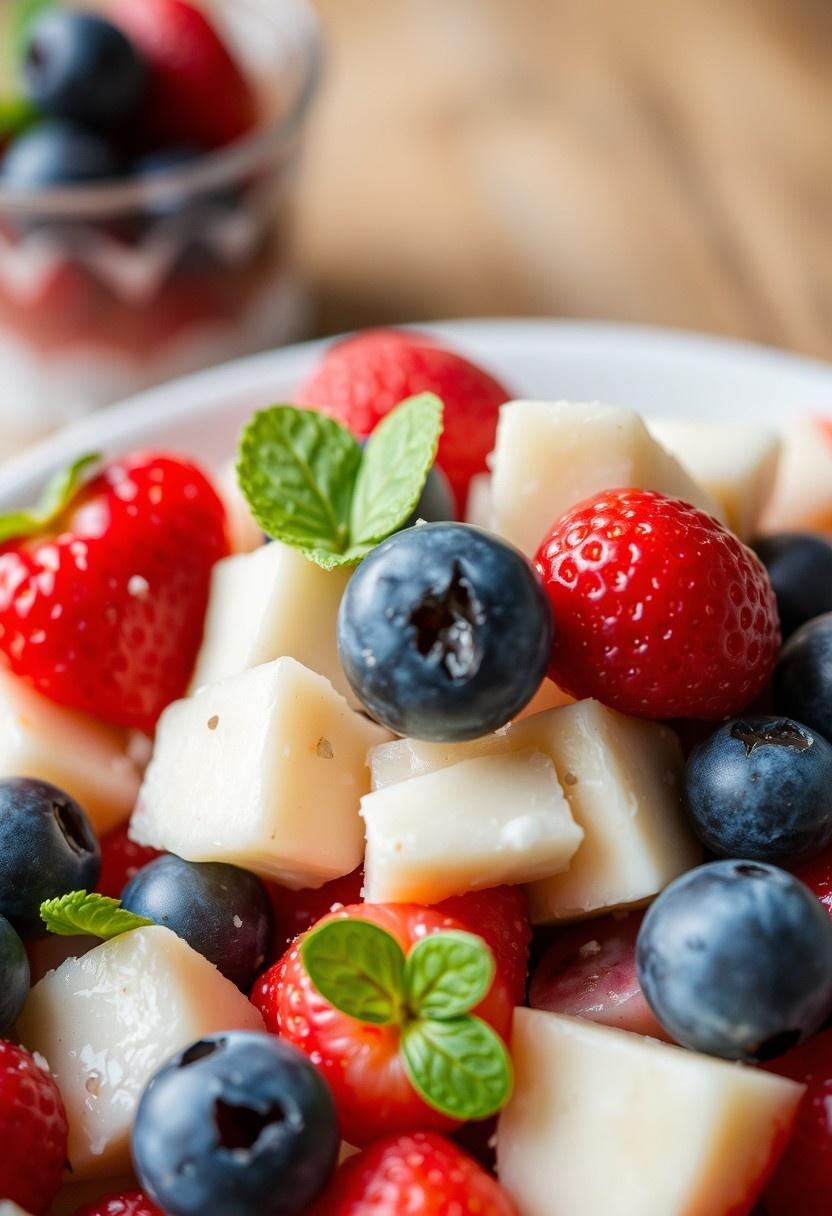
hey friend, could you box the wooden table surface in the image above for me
[294,0,832,359]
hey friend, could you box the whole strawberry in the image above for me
[0,452,228,733]
[535,488,780,720]
[437,886,531,1008]
[309,1131,518,1216]
[0,1040,68,1213]
[295,329,511,510]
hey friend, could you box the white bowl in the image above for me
[0,319,831,508]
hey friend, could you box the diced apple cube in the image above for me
[647,417,781,540]
[496,1009,804,1216]
[369,731,513,791]
[0,671,140,835]
[760,418,832,533]
[216,459,263,554]
[189,539,353,702]
[362,751,583,903]
[16,926,264,1180]
[490,400,722,556]
[131,658,389,887]
[465,472,494,530]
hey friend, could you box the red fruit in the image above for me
[96,822,163,899]
[0,453,228,732]
[112,0,257,150]
[74,1191,164,1216]
[295,330,511,510]
[529,912,672,1040]
[764,1029,832,1215]
[266,867,364,954]
[0,1040,68,1214]
[309,1131,518,1216]
[791,843,832,922]
[436,886,531,1007]
[534,488,780,720]
[252,902,513,1146]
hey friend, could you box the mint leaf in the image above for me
[40,891,153,939]
[0,95,37,141]
[0,452,99,545]
[405,931,495,1021]
[401,1015,513,1120]
[350,394,443,545]
[301,919,406,1025]
[237,406,360,555]
[302,543,374,571]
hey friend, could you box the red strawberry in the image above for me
[111,0,257,150]
[74,1191,164,1216]
[0,1040,68,1214]
[436,886,531,1007]
[0,452,228,733]
[309,1131,518,1216]
[764,1029,832,1215]
[295,330,511,510]
[251,902,513,1146]
[529,911,672,1040]
[96,822,163,900]
[791,843,832,922]
[266,866,364,955]
[534,488,780,720]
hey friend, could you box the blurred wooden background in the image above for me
[295,0,832,358]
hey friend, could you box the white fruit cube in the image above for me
[16,926,264,1180]
[189,539,353,702]
[465,472,494,530]
[216,459,263,554]
[647,417,781,540]
[362,751,583,903]
[760,418,832,533]
[0,671,140,835]
[497,1010,804,1216]
[131,658,389,887]
[0,1204,33,1216]
[490,400,722,556]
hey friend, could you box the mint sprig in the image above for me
[300,920,512,1121]
[40,890,153,940]
[0,452,100,545]
[236,395,444,571]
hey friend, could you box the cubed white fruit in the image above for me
[16,926,264,1180]
[0,1204,33,1216]
[131,658,389,887]
[190,539,353,702]
[216,459,263,554]
[362,750,583,903]
[465,472,494,530]
[368,700,699,921]
[0,671,140,834]
[490,400,722,556]
[497,1010,804,1216]
[760,418,832,533]
[647,417,781,540]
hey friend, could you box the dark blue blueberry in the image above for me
[636,860,832,1061]
[22,10,146,128]
[683,716,832,863]
[755,533,832,638]
[337,522,554,740]
[402,463,455,528]
[121,855,272,990]
[132,1031,339,1216]
[775,612,832,743]
[0,119,123,189]
[0,913,29,1035]
[0,778,99,939]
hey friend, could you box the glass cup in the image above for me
[0,0,321,455]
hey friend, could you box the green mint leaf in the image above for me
[0,95,37,141]
[350,394,444,545]
[40,891,153,939]
[0,452,100,545]
[401,1015,513,1121]
[301,919,406,1025]
[237,406,360,554]
[302,542,374,571]
[405,930,495,1020]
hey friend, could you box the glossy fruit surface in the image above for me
[0,911,29,1035]
[764,1030,832,1216]
[437,885,531,1008]
[265,867,364,955]
[0,1040,68,1214]
[96,822,162,899]
[755,532,832,638]
[791,843,832,922]
[775,612,832,742]
[74,1191,164,1216]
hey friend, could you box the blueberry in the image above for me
[636,860,832,1061]
[683,716,832,863]
[22,10,146,128]
[337,522,553,740]
[121,855,272,990]
[0,778,99,939]
[132,1031,338,1216]
[755,533,832,638]
[0,119,123,189]
[775,612,832,742]
[0,913,29,1035]
[402,463,455,528]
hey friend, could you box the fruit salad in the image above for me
[0,327,831,1215]
[0,0,318,450]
